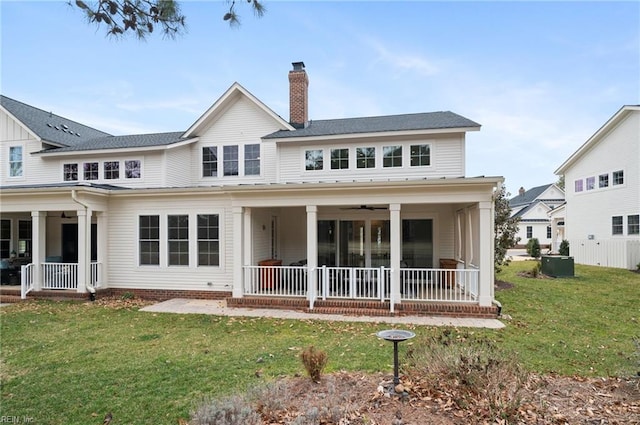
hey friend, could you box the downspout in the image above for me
[71,189,96,300]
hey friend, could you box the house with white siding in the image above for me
[509,184,565,249]
[555,105,640,269]
[0,62,502,317]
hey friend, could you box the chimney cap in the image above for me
[292,61,305,71]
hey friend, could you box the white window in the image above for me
[244,144,260,176]
[104,161,120,180]
[613,170,624,186]
[356,147,375,169]
[598,174,608,188]
[410,144,430,166]
[330,148,349,170]
[223,146,239,176]
[125,160,141,179]
[585,176,595,190]
[139,215,159,265]
[168,215,189,266]
[574,179,583,193]
[8,146,23,177]
[83,162,99,180]
[383,145,402,168]
[202,147,218,177]
[63,163,78,181]
[197,214,220,266]
[612,216,623,235]
[628,215,640,235]
[305,149,323,170]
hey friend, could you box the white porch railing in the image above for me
[400,267,478,302]
[243,265,308,297]
[21,264,35,299]
[243,264,480,307]
[20,262,103,298]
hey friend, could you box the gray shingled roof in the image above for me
[264,111,480,139]
[509,184,553,207]
[1,95,112,147]
[39,132,188,153]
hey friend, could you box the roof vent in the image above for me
[62,124,69,130]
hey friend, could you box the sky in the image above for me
[1,1,638,196]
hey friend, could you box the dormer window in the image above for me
[125,160,141,179]
[410,144,431,167]
[84,162,99,180]
[356,147,375,169]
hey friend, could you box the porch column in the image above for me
[31,211,46,291]
[97,212,108,287]
[243,208,253,270]
[232,207,244,298]
[389,203,401,305]
[478,201,493,307]
[306,206,318,302]
[76,208,92,293]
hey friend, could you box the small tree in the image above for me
[494,184,520,273]
[559,239,570,256]
[526,238,541,259]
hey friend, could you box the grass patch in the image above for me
[1,262,638,423]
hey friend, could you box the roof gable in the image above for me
[183,82,293,138]
[555,105,640,174]
[0,95,112,147]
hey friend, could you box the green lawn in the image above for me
[1,261,638,424]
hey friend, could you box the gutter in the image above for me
[71,189,96,300]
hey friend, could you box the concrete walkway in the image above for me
[140,298,505,329]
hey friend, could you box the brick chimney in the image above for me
[289,61,308,128]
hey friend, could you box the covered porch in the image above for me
[230,179,498,314]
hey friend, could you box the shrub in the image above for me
[190,395,261,425]
[526,238,541,258]
[405,330,529,423]
[559,239,570,256]
[531,261,541,278]
[300,345,328,383]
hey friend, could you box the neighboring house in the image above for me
[555,105,640,269]
[509,184,565,249]
[0,62,503,317]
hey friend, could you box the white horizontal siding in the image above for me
[163,145,192,187]
[277,134,465,183]
[105,194,234,292]
[193,95,284,186]
[565,112,639,241]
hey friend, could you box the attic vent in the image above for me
[46,123,53,127]
[54,126,60,130]
[61,124,69,130]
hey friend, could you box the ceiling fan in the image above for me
[340,205,387,211]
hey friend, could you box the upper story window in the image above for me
[613,170,624,185]
[410,144,431,166]
[223,146,239,176]
[202,147,218,177]
[574,179,583,193]
[526,226,533,239]
[305,149,323,171]
[356,147,375,169]
[125,160,141,179]
[63,163,78,181]
[585,176,595,190]
[612,216,623,235]
[8,146,23,177]
[628,215,640,235]
[331,148,349,170]
[139,215,160,266]
[383,145,402,168]
[84,162,99,180]
[244,144,260,176]
[599,173,608,188]
[104,161,119,179]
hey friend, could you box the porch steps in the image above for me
[226,297,499,319]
